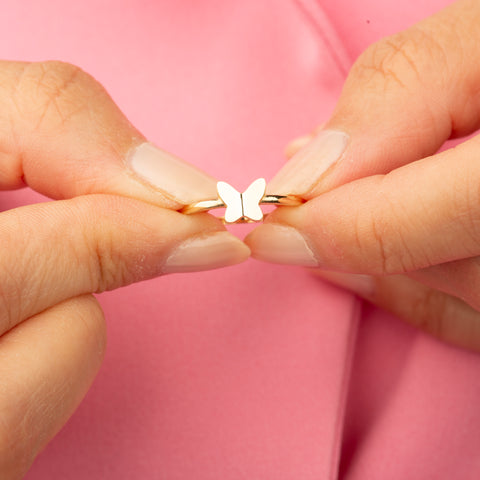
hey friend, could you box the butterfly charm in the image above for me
[217,178,266,223]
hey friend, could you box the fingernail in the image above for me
[313,271,375,297]
[284,134,314,159]
[127,142,218,204]
[268,130,349,196]
[163,231,250,274]
[247,224,318,266]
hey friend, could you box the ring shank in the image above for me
[180,194,304,216]
[260,194,304,206]
[180,199,225,215]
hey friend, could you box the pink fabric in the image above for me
[0,0,478,478]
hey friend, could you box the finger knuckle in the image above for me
[88,227,124,293]
[350,27,446,92]
[14,60,106,130]
[368,213,414,275]
[368,214,392,274]
[358,182,417,275]
[351,34,416,90]
[77,200,133,294]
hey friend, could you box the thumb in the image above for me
[0,60,250,324]
[0,60,217,208]
[267,0,480,199]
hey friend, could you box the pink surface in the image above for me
[0,0,478,478]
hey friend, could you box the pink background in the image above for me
[0,0,479,478]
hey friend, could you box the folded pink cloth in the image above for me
[0,0,478,478]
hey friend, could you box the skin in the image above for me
[0,61,248,478]
[246,0,480,351]
[3,0,480,474]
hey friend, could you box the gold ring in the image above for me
[181,178,304,224]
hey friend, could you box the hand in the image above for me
[246,0,480,351]
[0,60,249,478]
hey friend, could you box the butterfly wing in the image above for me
[242,178,266,222]
[217,181,243,223]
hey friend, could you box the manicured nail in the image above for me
[268,130,349,196]
[163,231,250,274]
[284,134,314,159]
[313,271,375,297]
[127,142,218,204]
[247,224,318,266]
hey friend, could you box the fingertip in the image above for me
[245,223,318,267]
[283,134,314,159]
[126,142,218,206]
[162,231,251,274]
[270,130,349,197]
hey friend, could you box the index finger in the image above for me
[0,195,249,336]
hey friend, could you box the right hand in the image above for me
[0,60,249,478]
[246,0,480,351]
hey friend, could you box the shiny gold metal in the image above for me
[181,178,304,224]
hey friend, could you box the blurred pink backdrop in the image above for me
[0,0,478,478]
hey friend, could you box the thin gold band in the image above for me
[180,178,305,224]
[180,193,304,216]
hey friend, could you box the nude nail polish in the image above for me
[127,142,218,204]
[163,232,250,274]
[268,130,349,196]
[249,224,318,266]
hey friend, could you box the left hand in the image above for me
[246,0,480,352]
[0,60,249,477]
